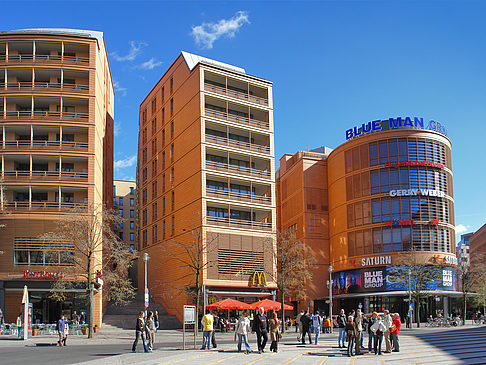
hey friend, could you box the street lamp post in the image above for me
[142,253,150,311]
[408,268,412,326]
[329,265,334,334]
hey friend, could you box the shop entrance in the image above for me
[30,292,87,324]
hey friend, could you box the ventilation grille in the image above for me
[217,249,264,275]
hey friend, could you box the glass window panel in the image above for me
[401,198,410,220]
[410,197,420,220]
[392,227,401,243]
[419,169,427,188]
[360,144,369,169]
[420,197,429,220]
[346,176,353,200]
[364,229,372,253]
[383,227,391,244]
[348,231,355,257]
[390,169,399,190]
[61,251,74,264]
[347,204,354,228]
[408,139,417,161]
[355,203,363,226]
[369,143,379,166]
[372,199,381,223]
[388,140,398,162]
[380,170,389,193]
[381,198,391,221]
[353,174,361,198]
[409,169,418,189]
[371,171,380,194]
[352,148,360,171]
[361,172,370,196]
[417,140,426,160]
[402,227,411,251]
[30,251,44,264]
[391,199,401,219]
[363,201,371,225]
[373,228,382,253]
[345,150,353,173]
[379,142,388,164]
[398,139,408,161]
[356,230,364,256]
[400,169,409,189]
[383,244,392,252]
[45,251,59,264]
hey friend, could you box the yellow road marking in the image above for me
[201,353,243,365]
[381,360,386,365]
[317,356,328,365]
[158,352,209,364]
[242,352,274,365]
[281,352,304,364]
[350,359,356,365]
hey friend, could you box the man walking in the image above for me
[383,310,393,353]
[337,309,347,348]
[57,315,67,347]
[300,311,312,345]
[201,310,214,350]
[390,313,402,352]
[295,310,304,341]
[354,309,363,355]
[367,312,378,352]
[312,311,322,344]
[252,307,269,353]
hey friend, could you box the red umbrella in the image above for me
[206,298,252,310]
[250,299,294,311]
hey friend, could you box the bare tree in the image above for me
[43,204,137,338]
[464,254,486,319]
[389,248,444,327]
[267,229,316,333]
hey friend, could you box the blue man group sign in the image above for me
[346,117,447,141]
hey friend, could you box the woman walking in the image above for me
[269,312,281,353]
[345,315,357,357]
[234,311,251,354]
[371,315,386,355]
[146,311,156,351]
[132,311,149,353]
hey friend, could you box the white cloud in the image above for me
[113,80,127,96]
[115,155,137,170]
[111,41,147,62]
[455,224,469,234]
[114,121,121,137]
[191,11,249,49]
[139,57,163,70]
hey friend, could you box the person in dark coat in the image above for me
[252,307,269,353]
[300,311,312,344]
[132,311,149,353]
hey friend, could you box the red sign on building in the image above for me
[384,161,445,169]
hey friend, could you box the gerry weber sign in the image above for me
[346,117,447,140]
[389,189,445,198]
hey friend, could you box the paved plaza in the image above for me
[0,324,485,365]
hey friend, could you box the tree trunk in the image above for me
[415,297,420,328]
[463,294,467,326]
[281,292,285,334]
[87,257,93,339]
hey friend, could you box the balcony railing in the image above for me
[3,170,88,180]
[205,134,270,154]
[3,110,89,121]
[2,82,89,93]
[206,187,271,205]
[4,201,88,211]
[206,216,272,231]
[205,108,269,130]
[204,82,269,106]
[3,140,88,150]
[206,160,271,179]
[0,54,90,65]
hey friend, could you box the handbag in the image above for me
[389,324,397,333]
[376,329,383,336]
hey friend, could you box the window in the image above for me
[130,187,134,195]
[171,167,174,182]
[152,159,157,176]
[152,138,157,154]
[162,173,166,191]
[153,203,157,220]
[120,222,123,229]
[130,233,134,242]
[142,188,147,204]
[119,197,123,206]
[170,121,174,137]
[152,225,158,243]
[142,230,147,247]
[162,129,165,146]
[152,181,157,198]
[119,231,124,240]
[163,220,166,238]
[130,209,134,218]
[13,237,74,266]
[119,209,123,217]
[130,221,134,229]
[162,108,165,122]
[142,128,147,144]
[162,151,166,168]
[151,98,157,113]
[171,216,175,234]
[171,191,175,209]
[152,118,157,134]
[162,197,166,213]
[170,77,173,93]
[143,209,147,226]
[170,98,174,116]
[161,86,165,100]
[130,198,134,206]
[142,109,147,124]
[142,148,147,164]
[171,144,174,161]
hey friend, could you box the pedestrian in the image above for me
[211,313,218,348]
[72,311,80,325]
[57,314,67,347]
[337,309,347,348]
[201,310,214,350]
[296,310,304,340]
[383,310,392,353]
[235,311,251,354]
[145,311,156,351]
[367,312,378,352]
[132,311,149,353]
[16,315,22,338]
[354,309,363,355]
[406,310,412,328]
[324,316,332,334]
[312,312,322,344]
[371,315,386,355]
[154,310,159,332]
[0,308,3,325]
[300,311,312,345]
[252,307,269,353]
[80,312,86,325]
[63,319,69,346]
[390,313,402,352]
[269,312,281,353]
[345,315,357,357]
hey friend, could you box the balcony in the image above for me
[2,81,89,93]
[4,201,88,211]
[0,54,89,65]
[3,110,89,121]
[3,140,88,151]
[206,216,272,231]
[204,82,268,106]
[3,170,88,181]
[206,187,271,205]
[205,134,270,154]
[205,107,269,130]
[206,160,271,179]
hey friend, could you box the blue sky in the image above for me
[2,0,485,240]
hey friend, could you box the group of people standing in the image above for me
[338,308,401,357]
[201,307,281,354]
[295,310,332,345]
[132,310,159,353]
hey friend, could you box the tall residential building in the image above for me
[138,52,276,322]
[470,224,486,266]
[114,180,137,251]
[0,29,114,325]
[277,118,459,320]
[456,232,473,267]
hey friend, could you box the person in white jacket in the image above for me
[383,310,393,353]
[235,311,252,354]
[371,316,387,355]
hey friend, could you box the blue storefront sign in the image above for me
[345,117,447,141]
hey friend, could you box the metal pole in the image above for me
[329,265,333,334]
[409,268,412,326]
